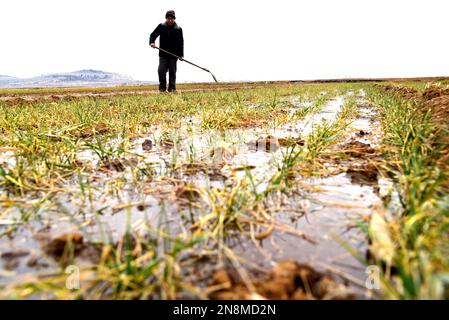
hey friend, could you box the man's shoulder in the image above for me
[158,22,182,30]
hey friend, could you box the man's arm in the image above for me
[179,28,184,58]
[149,24,162,47]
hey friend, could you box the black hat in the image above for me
[165,10,176,19]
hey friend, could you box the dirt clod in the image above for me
[209,259,353,300]
[38,232,84,259]
[340,140,377,158]
[142,139,153,151]
[1,250,31,271]
[1,250,30,259]
[101,159,125,172]
[356,130,369,137]
[422,84,449,101]
[347,163,379,185]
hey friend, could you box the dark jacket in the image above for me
[149,22,184,58]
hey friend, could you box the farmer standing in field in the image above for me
[149,10,184,93]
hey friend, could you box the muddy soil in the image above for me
[208,259,355,300]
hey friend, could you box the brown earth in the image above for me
[421,85,449,130]
[374,83,449,127]
[208,259,354,300]
[37,232,84,258]
[339,140,377,158]
[373,84,421,100]
[347,163,379,186]
[422,86,449,191]
[375,83,449,190]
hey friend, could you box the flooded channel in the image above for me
[0,89,390,299]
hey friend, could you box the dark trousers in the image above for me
[158,56,177,92]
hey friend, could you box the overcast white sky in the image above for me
[1,0,448,82]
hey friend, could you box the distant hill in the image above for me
[0,70,154,88]
[0,75,18,82]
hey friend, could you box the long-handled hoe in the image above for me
[153,46,218,83]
